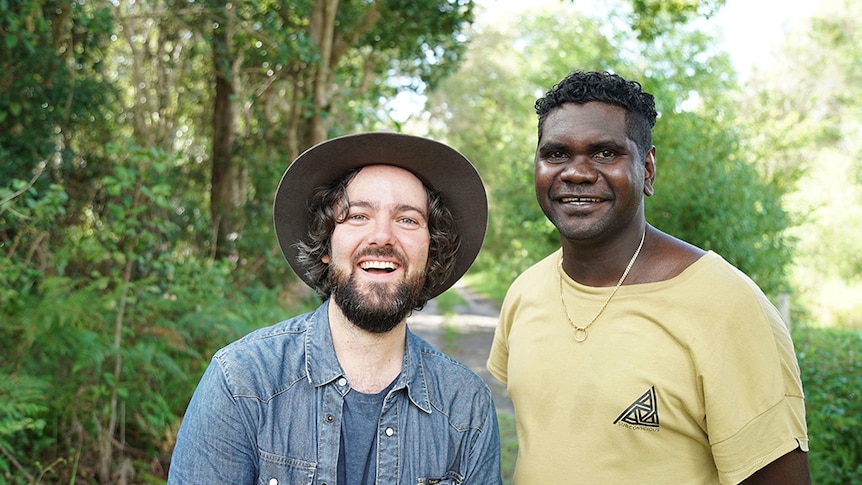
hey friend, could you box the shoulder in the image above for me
[658,251,787,342]
[217,309,314,358]
[634,229,706,284]
[408,332,494,422]
[211,308,319,398]
[409,332,489,391]
[506,250,561,294]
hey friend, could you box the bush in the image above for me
[794,325,862,483]
[0,146,316,482]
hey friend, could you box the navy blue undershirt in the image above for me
[336,380,396,485]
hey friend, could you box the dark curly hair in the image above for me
[535,71,658,160]
[295,167,460,308]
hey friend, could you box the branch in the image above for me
[0,163,45,209]
[0,441,35,483]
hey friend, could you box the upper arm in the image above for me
[464,395,502,485]
[740,447,811,485]
[169,360,257,483]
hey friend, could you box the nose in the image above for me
[367,218,396,246]
[560,155,598,184]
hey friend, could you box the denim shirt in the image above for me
[168,301,502,485]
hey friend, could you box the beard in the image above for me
[329,257,427,334]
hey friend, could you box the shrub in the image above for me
[794,325,862,484]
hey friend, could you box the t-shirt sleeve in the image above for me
[487,289,517,385]
[700,277,808,483]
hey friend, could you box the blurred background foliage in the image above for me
[1,0,860,482]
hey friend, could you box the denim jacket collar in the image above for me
[304,300,433,413]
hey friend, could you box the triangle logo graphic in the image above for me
[613,386,660,428]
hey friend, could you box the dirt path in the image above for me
[407,284,513,415]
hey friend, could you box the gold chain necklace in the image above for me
[558,230,646,342]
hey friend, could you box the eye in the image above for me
[398,215,427,228]
[346,212,368,222]
[541,150,569,164]
[594,149,616,161]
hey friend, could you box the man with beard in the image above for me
[169,132,501,485]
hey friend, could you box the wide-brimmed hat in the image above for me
[273,131,488,299]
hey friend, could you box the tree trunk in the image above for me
[210,1,238,259]
[302,0,339,148]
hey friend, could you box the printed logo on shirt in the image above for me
[613,386,660,432]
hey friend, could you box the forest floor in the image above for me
[407,285,513,415]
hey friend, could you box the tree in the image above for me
[741,0,862,328]
[628,0,725,40]
[1,1,479,480]
[425,6,624,284]
[0,0,116,235]
[184,0,478,258]
[426,0,792,296]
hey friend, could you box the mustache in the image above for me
[354,246,407,266]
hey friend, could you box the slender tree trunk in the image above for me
[303,0,339,148]
[210,1,238,259]
[97,178,141,483]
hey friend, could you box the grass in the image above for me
[498,413,518,485]
[435,289,467,355]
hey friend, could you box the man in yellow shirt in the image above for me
[487,71,810,484]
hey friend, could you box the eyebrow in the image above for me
[349,200,428,218]
[536,141,568,152]
[538,138,628,153]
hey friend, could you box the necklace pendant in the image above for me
[574,327,588,342]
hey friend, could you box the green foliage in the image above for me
[429,1,791,297]
[648,109,792,296]
[354,0,475,90]
[0,0,115,186]
[0,375,48,480]
[1,0,858,480]
[0,176,68,312]
[427,8,619,287]
[0,140,316,481]
[498,413,517,485]
[2,0,477,478]
[629,0,725,40]
[742,0,862,309]
[794,326,862,483]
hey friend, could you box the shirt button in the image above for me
[269,479,278,485]
[337,377,347,387]
[385,427,394,436]
[326,414,334,422]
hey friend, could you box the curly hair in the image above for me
[535,71,658,160]
[294,167,460,308]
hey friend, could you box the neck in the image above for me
[561,225,649,287]
[328,302,406,393]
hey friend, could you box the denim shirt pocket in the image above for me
[257,449,316,485]
[416,470,464,485]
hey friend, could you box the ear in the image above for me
[643,146,656,197]
[322,254,330,264]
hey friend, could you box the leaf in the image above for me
[4,34,18,49]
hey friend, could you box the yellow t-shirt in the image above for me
[487,250,808,484]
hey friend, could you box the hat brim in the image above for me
[273,132,488,299]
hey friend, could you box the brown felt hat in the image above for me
[273,131,488,299]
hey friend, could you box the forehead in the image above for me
[541,102,629,140]
[346,164,428,207]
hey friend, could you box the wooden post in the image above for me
[776,293,791,330]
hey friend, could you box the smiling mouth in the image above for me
[359,260,399,273]
[560,197,602,203]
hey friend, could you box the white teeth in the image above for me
[360,261,398,271]
[561,197,601,203]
